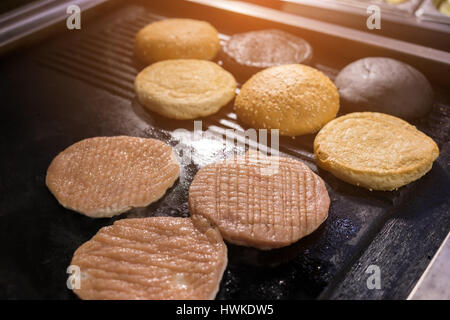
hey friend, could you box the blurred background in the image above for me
[3,0,448,51]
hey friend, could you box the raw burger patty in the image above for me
[46,136,179,218]
[70,217,227,300]
[189,152,330,249]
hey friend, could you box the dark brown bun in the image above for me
[335,57,433,120]
[221,29,313,82]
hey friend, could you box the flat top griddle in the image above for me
[0,0,449,300]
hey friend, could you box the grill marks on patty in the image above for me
[46,136,180,218]
[71,217,227,300]
[189,152,330,250]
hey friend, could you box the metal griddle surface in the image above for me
[0,0,449,299]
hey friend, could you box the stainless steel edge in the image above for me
[0,0,111,50]
[408,231,450,300]
[189,0,450,66]
[416,0,450,25]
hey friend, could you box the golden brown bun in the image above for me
[234,64,339,136]
[314,112,439,191]
[134,59,236,120]
[134,18,220,65]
